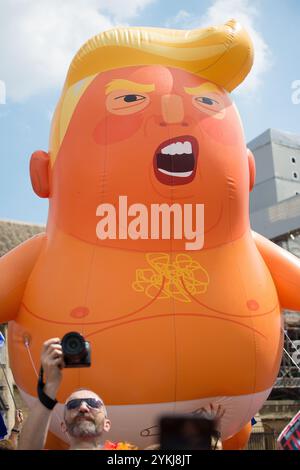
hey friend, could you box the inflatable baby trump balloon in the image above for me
[1,20,300,450]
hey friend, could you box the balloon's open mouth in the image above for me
[154,135,198,185]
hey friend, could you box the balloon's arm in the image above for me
[0,233,46,322]
[253,230,300,311]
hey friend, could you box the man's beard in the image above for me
[66,414,103,439]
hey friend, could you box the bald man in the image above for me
[19,338,111,450]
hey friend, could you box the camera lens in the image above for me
[68,338,81,352]
[61,332,86,360]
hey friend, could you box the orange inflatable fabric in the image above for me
[1,20,300,450]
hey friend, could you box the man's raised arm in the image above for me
[18,338,64,450]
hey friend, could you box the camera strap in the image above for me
[37,367,58,410]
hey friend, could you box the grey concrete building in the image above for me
[249,128,300,239]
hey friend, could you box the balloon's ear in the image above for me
[30,150,50,198]
[247,148,256,192]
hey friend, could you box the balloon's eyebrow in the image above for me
[184,83,222,95]
[105,80,155,95]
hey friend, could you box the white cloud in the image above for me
[0,0,155,102]
[98,0,155,20]
[47,109,54,122]
[166,0,272,95]
[165,10,192,28]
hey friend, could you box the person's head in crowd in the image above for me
[61,388,111,447]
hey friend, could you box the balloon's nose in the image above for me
[161,94,185,124]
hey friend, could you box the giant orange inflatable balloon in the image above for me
[1,20,300,449]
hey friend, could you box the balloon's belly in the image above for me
[9,299,282,403]
[13,234,283,402]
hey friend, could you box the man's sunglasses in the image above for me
[66,398,104,411]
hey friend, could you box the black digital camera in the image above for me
[61,332,91,368]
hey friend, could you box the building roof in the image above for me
[248,128,300,152]
[0,220,45,257]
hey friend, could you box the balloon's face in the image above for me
[51,65,248,247]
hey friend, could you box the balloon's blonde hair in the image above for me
[49,20,253,165]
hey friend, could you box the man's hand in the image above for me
[196,404,225,450]
[197,403,225,433]
[14,409,24,431]
[41,338,65,399]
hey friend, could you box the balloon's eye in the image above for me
[107,91,150,115]
[192,93,226,119]
[115,94,146,103]
[196,97,218,106]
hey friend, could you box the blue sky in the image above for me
[0,0,299,224]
